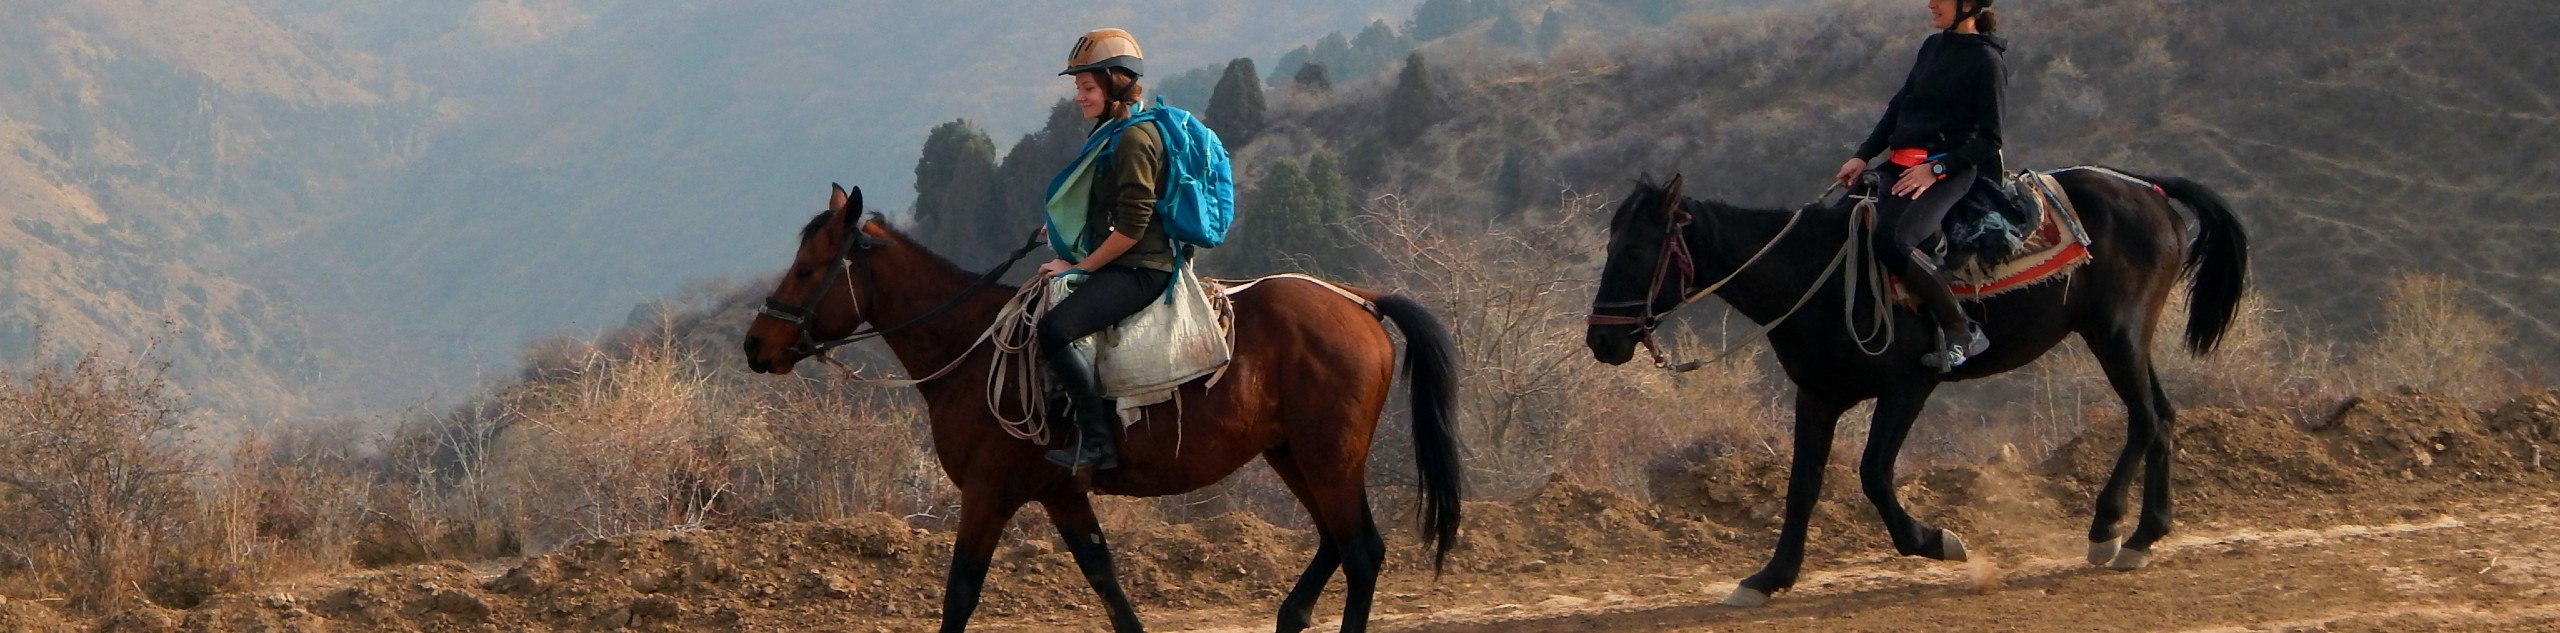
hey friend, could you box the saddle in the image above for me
[1940,172,2051,270]
[1866,169,2094,302]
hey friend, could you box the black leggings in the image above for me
[1038,265,1174,355]
[1871,163,1977,333]
[1871,163,1978,266]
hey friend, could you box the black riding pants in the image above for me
[1037,265,1175,357]
[1871,163,1977,332]
[1871,163,1978,264]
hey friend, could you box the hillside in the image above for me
[1229,0,2560,356]
[0,0,436,416]
[0,0,1427,414]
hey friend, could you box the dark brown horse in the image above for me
[1586,170,2248,606]
[742,185,1462,633]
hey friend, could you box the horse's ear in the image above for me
[1659,173,1687,217]
[830,183,850,214]
[845,186,865,217]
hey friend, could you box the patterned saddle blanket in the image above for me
[1889,170,2094,301]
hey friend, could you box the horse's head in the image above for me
[1585,174,1692,366]
[743,184,886,374]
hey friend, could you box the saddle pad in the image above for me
[1896,171,2092,301]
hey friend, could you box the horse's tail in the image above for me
[2147,174,2251,355]
[1372,293,1463,575]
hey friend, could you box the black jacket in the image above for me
[1856,32,2009,175]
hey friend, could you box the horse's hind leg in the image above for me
[1039,491,1146,632]
[1274,450,1385,632]
[1264,451,1340,633]
[1857,385,1968,562]
[2083,329,2173,570]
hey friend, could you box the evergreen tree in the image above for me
[1493,148,1533,215]
[1153,66,1223,111]
[1292,62,1332,93]
[1385,52,1445,147]
[1303,151,1354,236]
[1488,9,1529,48]
[1537,7,1567,55]
[1409,0,1474,42]
[1204,58,1268,146]
[911,119,1003,262]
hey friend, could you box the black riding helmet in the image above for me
[1948,0,1993,32]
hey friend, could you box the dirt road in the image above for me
[1135,493,2560,633]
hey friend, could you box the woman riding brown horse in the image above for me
[742,185,1461,633]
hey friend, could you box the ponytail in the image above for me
[1974,8,2000,33]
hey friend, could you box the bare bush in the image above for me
[0,345,198,611]
[2349,274,2519,403]
[491,338,749,552]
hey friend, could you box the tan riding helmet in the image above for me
[1060,28,1144,78]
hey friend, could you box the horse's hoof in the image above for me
[2087,538,2122,566]
[2107,546,2152,571]
[1721,586,1771,608]
[1937,528,1968,562]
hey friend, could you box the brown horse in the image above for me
[1586,170,2248,606]
[742,185,1462,633]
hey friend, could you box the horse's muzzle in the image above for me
[1586,326,1638,366]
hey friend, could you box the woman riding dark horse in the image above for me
[1588,0,2250,608]
[1830,0,2008,371]
[1039,27,1176,473]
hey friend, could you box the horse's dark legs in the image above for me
[1728,390,1853,607]
[2128,373,2179,560]
[1278,448,1385,632]
[1857,385,1967,561]
[939,489,1025,633]
[2083,330,2173,570]
[1264,451,1342,633]
[1040,492,1145,632]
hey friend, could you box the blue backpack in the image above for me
[1054,97,1235,261]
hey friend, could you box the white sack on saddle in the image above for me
[1048,267,1233,421]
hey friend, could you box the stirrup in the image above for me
[1042,403,1120,472]
[1921,324,1989,372]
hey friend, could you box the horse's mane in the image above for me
[798,209,999,280]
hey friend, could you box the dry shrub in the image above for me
[193,419,374,590]
[491,339,749,552]
[1351,192,1615,497]
[0,345,198,612]
[2348,273,2519,403]
[2155,291,2345,412]
[1345,191,1785,500]
[744,376,948,523]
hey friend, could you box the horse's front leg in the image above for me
[939,488,1025,633]
[1040,491,1145,632]
[1728,389,1853,607]
[1858,384,1967,561]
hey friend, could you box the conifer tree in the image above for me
[912,119,1003,262]
[1204,58,1268,146]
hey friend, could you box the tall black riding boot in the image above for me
[1042,349,1120,472]
[1902,251,1988,372]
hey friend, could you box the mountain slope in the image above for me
[1238,0,2560,354]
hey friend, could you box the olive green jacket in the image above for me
[1082,119,1176,272]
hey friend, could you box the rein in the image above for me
[757,215,1046,374]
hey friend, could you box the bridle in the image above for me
[1586,176,1841,371]
[1586,176,1700,369]
[756,212,1045,365]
